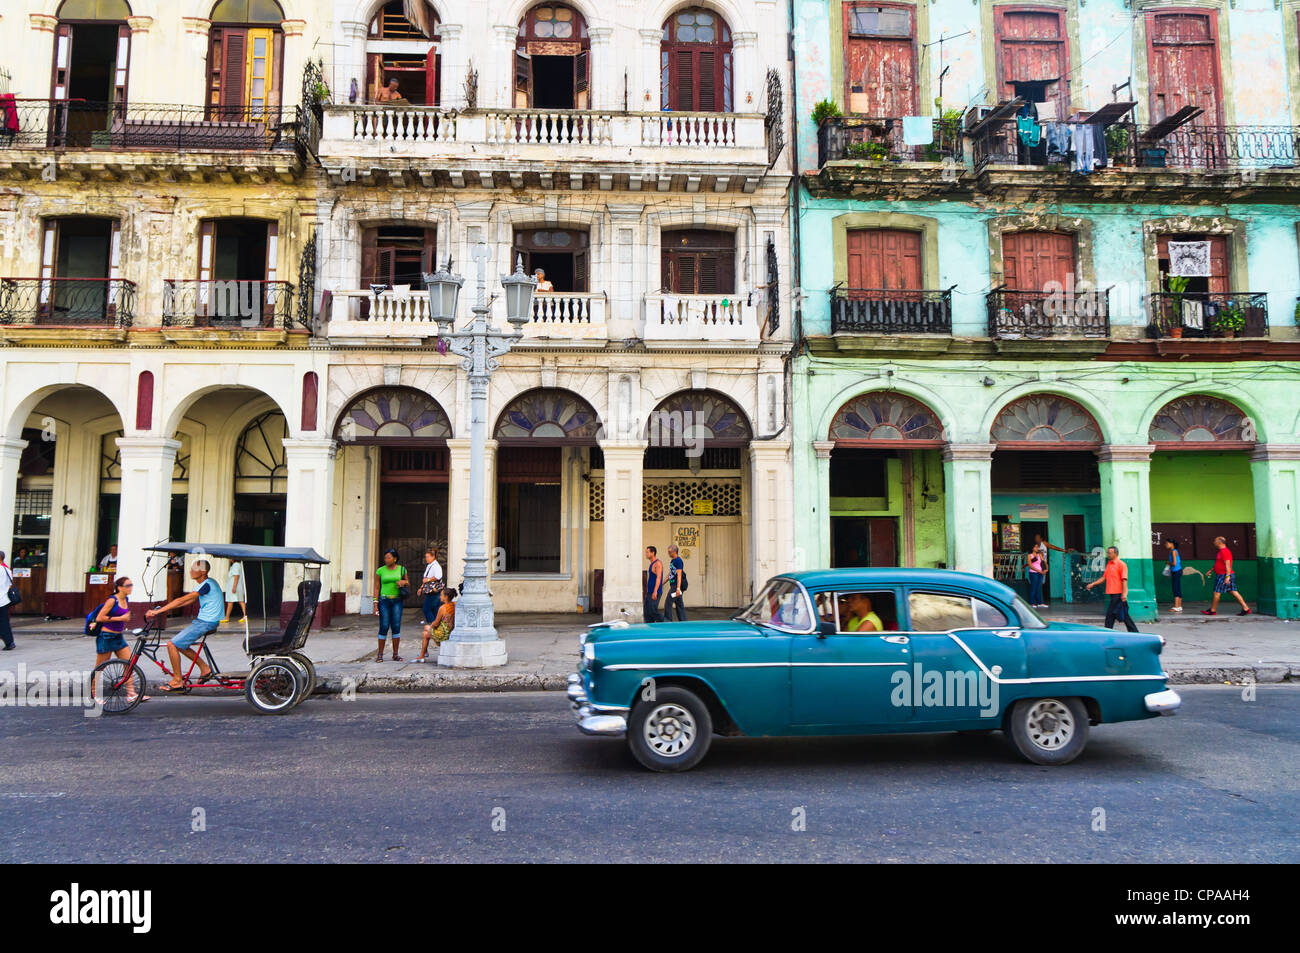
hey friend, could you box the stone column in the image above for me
[0,437,27,566]
[115,437,179,614]
[812,440,836,569]
[943,443,995,577]
[638,29,663,109]
[1250,444,1300,619]
[445,437,496,589]
[182,19,212,107]
[586,27,613,110]
[494,24,520,107]
[1097,444,1157,622]
[437,23,465,108]
[599,440,646,621]
[749,441,793,590]
[125,16,153,106]
[283,438,337,625]
[337,20,370,105]
[731,31,759,112]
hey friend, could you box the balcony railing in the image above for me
[327,287,607,341]
[161,279,297,329]
[530,291,606,333]
[0,277,135,327]
[817,116,962,166]
[644,293,759,343]
[986,287,1110,339]
[1148,291,1268,338]
[974,121,1300,172]
[0,99,300,153]
[830,287,954,334]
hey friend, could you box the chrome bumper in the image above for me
[568,672,627,736]
[1144,688,1182,714]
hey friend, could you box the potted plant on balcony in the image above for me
[812,99,842,126]
[846,140,891,162]
[1164,275,1189,338]
[1213,303,1245,338]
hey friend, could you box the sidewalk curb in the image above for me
[1165,666,1294,685]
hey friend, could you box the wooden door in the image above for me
[113,25,131,108]
[846,228,922,291]
[1003,231,1075,292]
[426,50,440,106]
[1147,12,1222,127]
[868,517,898,566]
[703,523,743,607]
[996,9,1070,114]
[245,29,274,118]
[843,4,916,116]
[665,47,727,112]
[1157,234,1228,294]
[514,50,531,108]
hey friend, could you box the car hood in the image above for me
[587,619,761,644]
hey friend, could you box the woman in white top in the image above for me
[416,546,444,659]
[224,560,248,622]
[0,550,15,650]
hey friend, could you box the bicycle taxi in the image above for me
[92,542,328,715]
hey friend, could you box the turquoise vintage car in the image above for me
[568,569,1181,771]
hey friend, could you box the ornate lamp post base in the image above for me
[436,637,509,668]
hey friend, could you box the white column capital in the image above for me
[127,15,153,34]
[1097,444,1155,464]
[1250,444,1300,462]
[29,13,57,32]
[281,19,307,38]
[493,23,519,41]
[340,18,370,42]
[732,31,759,48]
[115,436,181,461]
[438,22,463,38]
[283,437,339,460]
[598,439,648,457]
[943,442,996,463]
[749,441,790,460]
[812,440,836,460]
[0,436,28,459]
[588,26,613,42]
[182,17,211,37]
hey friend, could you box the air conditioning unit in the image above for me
[965,106,993,131]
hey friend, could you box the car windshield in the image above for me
[1012,595,1048,629]
[737,579,813,632]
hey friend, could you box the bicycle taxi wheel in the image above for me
[91,659,147,715]
[245,659,301,715]
[287,652,316,704]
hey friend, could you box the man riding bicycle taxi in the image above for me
[145,558,225,692]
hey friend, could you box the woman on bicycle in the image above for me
[93,577,145,703]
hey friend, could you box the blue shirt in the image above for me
[646,559,663,596]
[669,556,684,590]
[1168,550,1182,573]
[195,578,225,623]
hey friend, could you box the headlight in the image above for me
[582,641,596,670]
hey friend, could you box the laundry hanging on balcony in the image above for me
[1168,241,1213,277]
[902,116,932,146]
[1181,299,1204,330]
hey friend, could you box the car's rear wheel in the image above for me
[1008,696,1089,765]
[627,686,713,772]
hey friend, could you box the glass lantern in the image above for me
[500,254,538,328]
[423,260,464,324]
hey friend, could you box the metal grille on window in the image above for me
[297,224,317,329]
[588,480,605,521]
[765,237,780,333]
[13,490,52,517]
[643,480,742,521]
[765,68,784,169]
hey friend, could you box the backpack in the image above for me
[678,565,689,592]
[84,598,113,638]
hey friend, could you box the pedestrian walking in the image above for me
[664,544,688,621]
[1085,546,1139,632]
[0,550,16,650]
[1203,536,1251,616]
[1026,548,1046,608]
[644,546,664,623]
[90,577,146,704]
[415,585,457,662]
[373,549,408,661]
[223,559,247,622]
[1163,538,1184,612]
[418,546,444,643]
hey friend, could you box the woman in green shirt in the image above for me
[373,549,409,662]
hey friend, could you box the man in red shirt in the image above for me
[1203,536,1251,616]
[1085,546,1139,632]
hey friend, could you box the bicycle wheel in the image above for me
[245,660,300,715]
[287,652,316,703]
[91,659,147,715]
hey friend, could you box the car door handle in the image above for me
[882,635,909,644]
[995,630,1021,639]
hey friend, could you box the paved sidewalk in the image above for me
[4,604,1297,690]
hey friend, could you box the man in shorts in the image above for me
[1203,536,1252,616]
[146,559,225,690]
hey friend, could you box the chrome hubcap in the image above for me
[644,703,696,757]
[1025,699,1074,750]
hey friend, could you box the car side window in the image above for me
[836,590,897,633]
[815,592,837,626]
[907,591,974,632]
[973,597,1011,628]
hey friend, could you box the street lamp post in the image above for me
[425,243,536,667]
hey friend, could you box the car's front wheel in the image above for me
[1008,697,1089,765]
[627,686,713,772]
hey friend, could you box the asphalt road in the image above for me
[1,687,1295,863]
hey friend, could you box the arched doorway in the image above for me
[50,0,132,147]
[336,387,452,579]
[494,388,599,576]
[1148,395,1257,608]
[660,6,733,112]
[990,394,1104,603]
[827,392,946,569]
[515,4,590,110]
[640,389,750,608]
[233,410,289,613]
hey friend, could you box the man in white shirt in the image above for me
[100,544,118,570]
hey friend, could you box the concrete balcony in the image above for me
[318,106,770,192]
[643,293,759,345]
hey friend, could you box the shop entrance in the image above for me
[233,493,286,614]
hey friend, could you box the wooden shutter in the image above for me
[219,29,247,117]
[1157,234,1229,293]
[245,29,274,117]
[848,229,922,290]
[52,23,72,101]
[360,227,379,284]
[197,220,215,320]
[997,9,1069,117]
[425,48,440,106]
[844,5,917,116]
[1003,231,1074,291]
[660,250,672,291]
[263,221,279,324]
[107,220,122,320]
[514,50,531,108]
[420,228,437,276]
[697,51,716,112]
[375,247,395,284]
[673,50,693,110]
[676,255,695,294]
[575,49,589,109]
[39,221,58,317]
[1147,13,1222,127]
[575,248,589,293]
[113,25,131,108]
[366,52,382,102]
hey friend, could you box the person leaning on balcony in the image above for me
[534,269,553,292]
[374,77,404,104]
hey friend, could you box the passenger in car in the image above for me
[843,592,883,632]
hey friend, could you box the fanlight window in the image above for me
[210,0,284,22]
[57,0,132,18]
[991,395,1102,444]
[337,388,452,442]
[646,390,752,445]
[495,389,601,442]
[1149,396,1253,445]
[829,393,945,443]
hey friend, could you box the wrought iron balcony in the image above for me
[1148,291,1268,338]
[830,287,953,334]
[0,277,135,327]
[986,286,1110,339]
[0,99,301,153]
[817,116,962,167]
[161,280,297,329]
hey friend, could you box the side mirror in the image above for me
[817,620,837,638]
